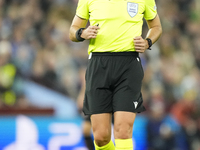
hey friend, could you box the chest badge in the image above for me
[127,2,138,17]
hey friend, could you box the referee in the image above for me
[69,0,162,149]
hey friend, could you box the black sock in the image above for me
[84,135,94,150]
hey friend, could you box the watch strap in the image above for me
[146,38,152,50]
[76,28,85,42]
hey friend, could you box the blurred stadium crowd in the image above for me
[0,0,200,150]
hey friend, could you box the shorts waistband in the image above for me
[91,52,139,56]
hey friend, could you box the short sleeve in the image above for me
[144,0,157,20]
[76,0,89,20]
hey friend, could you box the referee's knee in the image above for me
[93,129,111,147]
[114,123,133,139]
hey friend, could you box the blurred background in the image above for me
[0,0,200,150]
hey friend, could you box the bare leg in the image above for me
[114,111,136,139]
[113,111,136,150]
[91,113,112,147]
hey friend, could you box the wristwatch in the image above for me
[146,38,152,50]
[76,28,85,42]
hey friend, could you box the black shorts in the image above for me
[83,52,146,115]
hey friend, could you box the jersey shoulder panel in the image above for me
[144,0,157,20]
[76,0,90,19]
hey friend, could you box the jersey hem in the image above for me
[144,13,157,20]
[76,13,89,20]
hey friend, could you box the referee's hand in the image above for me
[81,25,100,40]
[134,36,149,53]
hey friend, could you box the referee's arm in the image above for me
[134,14,162,52]
[69,15,100,42]
[145,14,162,45]
[69,15,88,42]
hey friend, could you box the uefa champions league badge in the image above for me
[127,2,138,18]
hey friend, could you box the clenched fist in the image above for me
[81,25,100,40]
[133,36,149,53]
